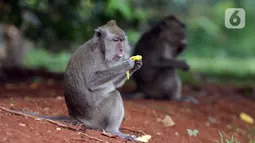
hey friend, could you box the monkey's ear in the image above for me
[94,28,102,37]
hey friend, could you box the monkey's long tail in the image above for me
[21,111,70,121]
[20,110,82,125]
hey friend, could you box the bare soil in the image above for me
[0,71,254,143]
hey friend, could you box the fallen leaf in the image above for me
[136,135,151,143]
[157,115,175,127]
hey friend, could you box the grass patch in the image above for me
[23,48,71,73]
[215,130,240,143]
[187,57,255,77]
[179,57,255,84]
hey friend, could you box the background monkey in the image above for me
[132,15,197,103]
[63,20,142,140]
[1,24,26,67]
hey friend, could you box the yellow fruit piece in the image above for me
[240,112,254,124]
[130,55,142,61]
[126,55,142,80]
[126,71,130,79]
[136,135,152,143]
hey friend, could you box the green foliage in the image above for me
[23,48,71,72]
[2,0,255,80]
[187,129,199,136]
[186,0,255,59]
[215,131,240,143]
[106,0,132,20]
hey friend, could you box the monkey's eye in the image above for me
[119,37,125,42]
[113,38,119,42]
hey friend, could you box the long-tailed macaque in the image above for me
[2,20,142,141]
[63,20,142,140]
[132,15,197,103]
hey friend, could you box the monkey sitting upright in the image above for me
[2,20,142,141]
[63,20,142,140]
[132,15,198,103]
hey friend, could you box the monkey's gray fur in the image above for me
[64,20,142,140]
[0,21,142,141]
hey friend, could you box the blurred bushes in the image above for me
[186,0,255,58]
[1,0,254,58]
[1,0,255,78]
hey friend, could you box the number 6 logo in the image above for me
[225,8,245,29]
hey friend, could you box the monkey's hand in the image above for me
[126,55,143,79]
[126,59,135,69]
[131,60,143,72]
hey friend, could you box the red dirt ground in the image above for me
[0,78,254,143]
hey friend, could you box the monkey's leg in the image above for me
[164,73,199,104]
[103,90,136,141]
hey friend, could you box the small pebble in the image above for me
[208,116,217,124]
[226,124,232,129]
[156,132,162,136]
[175,132,179,136]
[19,123,26,127]
[56,96,63,100]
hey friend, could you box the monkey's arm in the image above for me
[153,59,190,71]
[113,60,142,88]
[87,60,134,90]
[113,68,136,88]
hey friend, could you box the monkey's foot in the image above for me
[74,124,85,131]
[123,134,136,141]
[107,130,136,141]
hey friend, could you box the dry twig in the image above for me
[121,126,146,135]
[80,132,109,143]
[101,130,118,138]
[0,106,122,143]
[0,106,81,131]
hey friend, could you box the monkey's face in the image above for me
[95,20,129,62]
[103,34,126,62]
[161,19,187,57]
